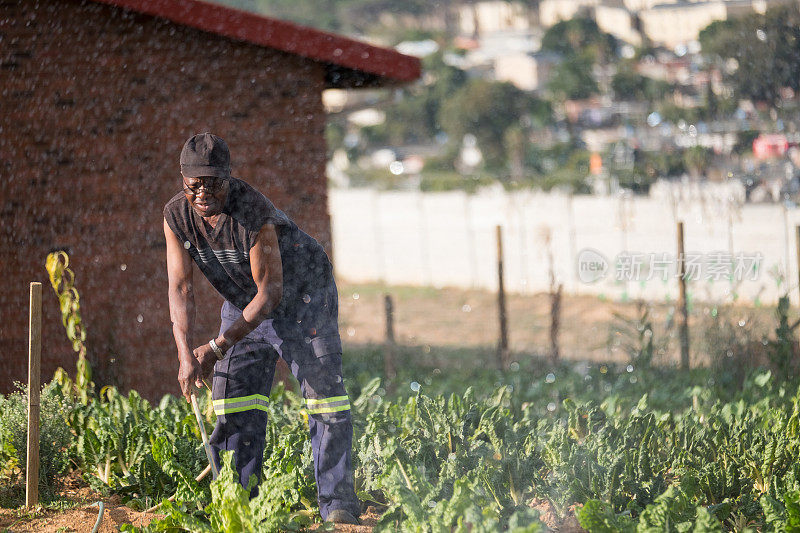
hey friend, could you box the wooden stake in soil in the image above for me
[496,225,509,369]
[383,294,397,394]
[676,222,690,370]
[27,282,42,508]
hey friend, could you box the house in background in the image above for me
[494,51,560,92]
[0,0,419,400]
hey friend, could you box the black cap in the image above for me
[180,133,231,179]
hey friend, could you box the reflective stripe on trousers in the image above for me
[207,300,359,519]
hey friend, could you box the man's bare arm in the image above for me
[216,223,283,350]
[164,218,200,400]
[189,223,283,374]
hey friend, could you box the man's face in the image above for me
[182,175,229,217]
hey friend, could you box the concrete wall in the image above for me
[330,183,800,307]
[1,0,330,400]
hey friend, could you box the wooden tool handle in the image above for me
[191,393,219,478]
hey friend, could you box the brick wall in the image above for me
[0,0,331,401]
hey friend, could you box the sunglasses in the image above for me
[182,177,227,195]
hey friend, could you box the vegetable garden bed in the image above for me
[3,257,799,531]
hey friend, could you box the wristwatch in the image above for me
[209,338,225,360]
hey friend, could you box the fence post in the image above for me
[677,222,690,370]
[796,226,800,306]
[384,294,397,394]
[550,283,562,363]
[27,282,42,508]
[496,225,509,369]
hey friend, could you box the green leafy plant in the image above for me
[0,381,75,501]
[45,251,93,403]
[767,295,799,382]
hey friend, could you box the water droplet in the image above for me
[347,327,356,337]
[183,241,191,249]
[629,376,638,384]
[302,294,311,304]
[461,304,471,312]
[545,373,555,383]
[352,293,360,300]
[427,501,436,508]
[136,314,143,323]
[600,365,608,374]
[547,402,556,412]
[509,361,520,371]
[120,264,127,271]
[410,381,420,392]
[738,319,746,327]
[626,365,634,373]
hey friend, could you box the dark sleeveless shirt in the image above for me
[163,177,335,342]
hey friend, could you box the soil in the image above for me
[311,507,381,532]
[0,472,380,532]
[529,499,586,532]
[337,281,782,366]
[0,472,163,532]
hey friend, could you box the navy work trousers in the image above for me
[207,301,360,519]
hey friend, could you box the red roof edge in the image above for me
[91,0,421,85]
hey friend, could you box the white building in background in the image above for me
[622,0,678,12]
[537,0,796,48]
[494,51,561,91]
[594,4,642,45]
[539,0,600,27]
[639,0,755,47]
[458,1,533,36]
[458,30,541,71]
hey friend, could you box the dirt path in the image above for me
[0,472,379,532]
[0,473,163,532]
[338,281,781,365]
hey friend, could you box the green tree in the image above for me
[612,65,672,102]
[363,52,469,146]
[541,17,618,64]
[214,0,436,34]
[699,5,800,105]
[683,146,713,179]
[547,54,599,101]
[438,79,551,170]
